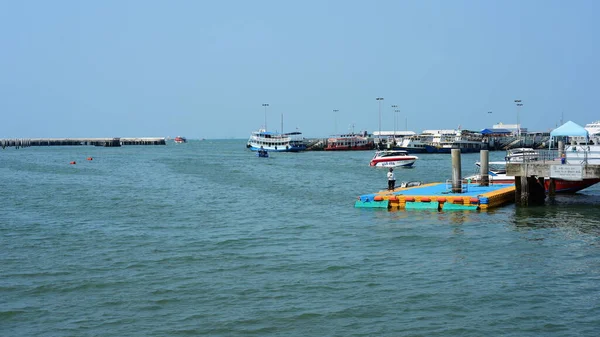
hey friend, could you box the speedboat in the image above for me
[257,148,269,158]
[369,150,418,167]
[465,161,600,193]
[174,136,187,143]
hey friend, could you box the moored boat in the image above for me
[369,150,418,168]
[174,136,187,143]
[395,135,430,153]
[395,129,487,153]
[424,129,488,153]
[505,147,539,162]
[325,133,374,151]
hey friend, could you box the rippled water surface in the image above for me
[2,140,600,336]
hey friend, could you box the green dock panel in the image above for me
[405,201,439,210]
[442,203,479,211]
[355,200,389,209]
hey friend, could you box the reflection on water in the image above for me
[513,194,600,237]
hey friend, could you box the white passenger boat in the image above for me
[246,129,306,152]
[369,150,418,167]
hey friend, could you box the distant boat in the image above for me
[324,133,374,151]
[246,129,306,152]
[174,136,187,144]
[257,148,269,158]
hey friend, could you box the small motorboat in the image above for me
[174,136,187,144]
[257,149,269,158]
[369,150,418,167]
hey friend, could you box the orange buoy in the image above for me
[405,196,415,202]
[437,197,447,203]
[389,196,398,201]
[420,197,431,202]
[452,197,463,203]
[87,157,93,161]
[374,195,384,201]
[70,161,76,165]
[470,197,479,204]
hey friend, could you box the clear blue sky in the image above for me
[1,0,598,139]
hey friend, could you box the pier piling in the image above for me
[480,150,489,186]
[451,149,462,193]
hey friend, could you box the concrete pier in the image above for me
[1,137,166,148]
[479,150,490,186]
[507,161,600,205]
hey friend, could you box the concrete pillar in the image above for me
[516,174,546,206]
[515,176,522,204]
[548,178,556,197]
[520,175,529,206]
[480,150,489,186]
[451,149,462,193]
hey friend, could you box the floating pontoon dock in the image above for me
[355,182,515,211]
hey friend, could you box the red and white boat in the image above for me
[369,150,418,168]
[174,136,187,144]
[325,133,374,151]
[466,161,600,193]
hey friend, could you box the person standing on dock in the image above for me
[387,168,396,191]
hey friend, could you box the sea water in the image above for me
[1,140,599,336]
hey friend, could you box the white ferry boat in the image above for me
[584,120,600,136]
[246,129,306,152]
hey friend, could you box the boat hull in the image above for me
[370,159,416,168]
[393,146,428,153]
[425,145,485,153]
[546,178,600,193]
[466,174,600,194]
[325,144,373,151]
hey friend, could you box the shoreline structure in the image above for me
[1,137,166,148]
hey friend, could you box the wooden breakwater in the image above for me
[1,137,166,148]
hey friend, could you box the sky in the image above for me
[1,0,599,139]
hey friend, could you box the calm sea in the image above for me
[1,140,600,336]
